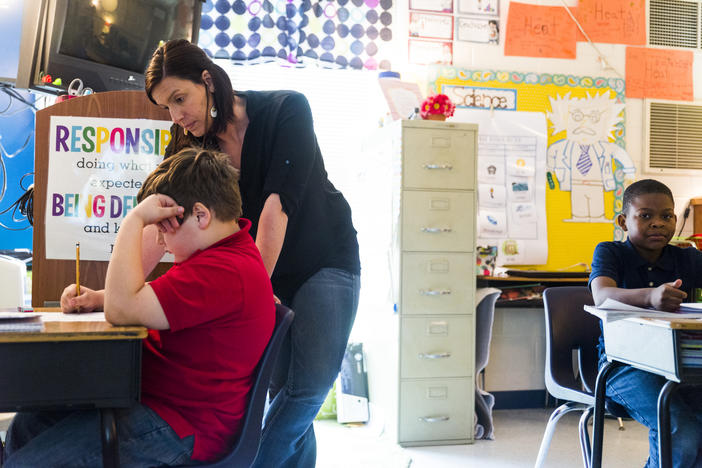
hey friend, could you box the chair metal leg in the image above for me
[100,408,119,468]
[535,401,589,468]
[579,406,594,468]
[617,417,624,431]
[591,360,620,468]
[657,380,678,468]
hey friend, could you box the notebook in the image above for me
[0,310,44,332]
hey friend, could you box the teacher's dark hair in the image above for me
[144,39,234,136]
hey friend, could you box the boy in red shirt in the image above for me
[3,149,274,466]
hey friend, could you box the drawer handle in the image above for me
[418,415,450,423]
[421,227,452,233]
[423,164,453,170]
[418,352,451,359]
[419,289,452,296]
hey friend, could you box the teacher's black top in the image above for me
[165,90,360,303]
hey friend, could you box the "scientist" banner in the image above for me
[46,116,172,261]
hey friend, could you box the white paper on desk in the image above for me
[0,312,42,320]
[678,303,702,312]
[585,299,702,321]
[584,305,679,321]
[0,312,43,331]
[598,298,652,312]
[41,312,106,322]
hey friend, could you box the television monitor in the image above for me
[16,0,204,94]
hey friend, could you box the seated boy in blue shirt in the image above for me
[590,178,702,468]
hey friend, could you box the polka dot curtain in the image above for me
[198,0,393,70]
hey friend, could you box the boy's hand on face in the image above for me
[649,279,687,311]
[131,194,184,230]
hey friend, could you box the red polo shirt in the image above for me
[144,218,274,461]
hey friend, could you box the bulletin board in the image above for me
[428,67,629,271]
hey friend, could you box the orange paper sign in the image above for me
[504,2,577,59]
[576,0,646,45]
[626,47,693,101]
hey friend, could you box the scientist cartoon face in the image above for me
[566,102,609,146]
[548,91,624,147]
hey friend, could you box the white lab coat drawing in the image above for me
[546,92,634,223]
[548,139,634,222]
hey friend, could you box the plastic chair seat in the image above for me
[534,286,630,468]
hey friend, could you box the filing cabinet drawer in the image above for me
[401,252,475,315]
[401,191,474,252]
[400,316,472,378]
[398,378,473,444]
[402,128,476,190]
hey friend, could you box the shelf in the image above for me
[478,275,588,283]
[495,299,544,308]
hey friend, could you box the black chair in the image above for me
[535,286,628,468]
[174,303,294,468]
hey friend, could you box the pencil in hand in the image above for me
[76,242,81,296]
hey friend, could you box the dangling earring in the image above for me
[210,105,217,118]
[183,128,188,136]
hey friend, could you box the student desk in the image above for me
[477,274,588,307]
[475,275,588,408]
[590,315,702,468]
[0,315,147,468]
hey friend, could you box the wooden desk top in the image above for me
[0,309,148,343]
[632,316,702,330]
[478,275,589,283]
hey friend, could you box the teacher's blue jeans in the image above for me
[602,358,702,468]
[3,404,195,467]
[252,267,360,468]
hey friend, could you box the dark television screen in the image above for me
[59,0,197,76]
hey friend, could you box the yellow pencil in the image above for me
[76,242,80,296]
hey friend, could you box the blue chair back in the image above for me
[543,286,599,403]
[175,303,294,467]
[543,286,628,416]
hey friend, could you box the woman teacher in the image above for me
[62,39,361,467]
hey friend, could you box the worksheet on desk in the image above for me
[585,299,702,320]
[41,312,106,322]
[0,311,44,331]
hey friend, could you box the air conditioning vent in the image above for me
[649,0,700,49]
[646,101,702,172]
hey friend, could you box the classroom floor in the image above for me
[1,408,648,467]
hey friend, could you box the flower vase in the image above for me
[425,114,446,121]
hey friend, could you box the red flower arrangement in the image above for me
[420,93,456,120]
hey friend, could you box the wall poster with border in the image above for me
[409,11,454,40]
[457,0,498,16]
[427,67,630,270]
[409,0,453,14]
[456,16,499,44]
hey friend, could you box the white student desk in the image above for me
[0,310,147,468]
[586,311,702,468]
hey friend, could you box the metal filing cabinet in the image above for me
[395,119,478,447]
